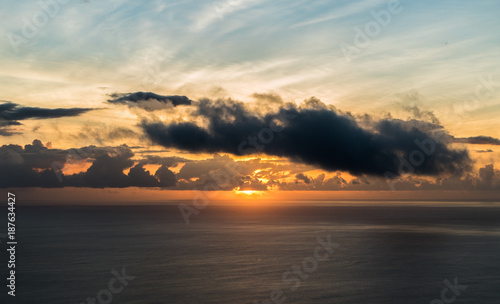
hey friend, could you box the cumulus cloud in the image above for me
[295,173,311,184]
[141,97,472,177]
[1,140,497,191]
[180,154,496,192]
[475,164,498,190]
[172,154,274,191]
[0,140,176,188]
[0,101,94,136]
[107,92,192,111]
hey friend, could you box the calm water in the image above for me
[2,204,500,303]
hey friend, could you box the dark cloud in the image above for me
[0,140,496,191]
[141,98,472,178]
[0,101,94,136]
[128,164,165,188]
[453,136,500,145]
[69,149,134,188]
[0,102,93,121]
[0,140,176,188]
[475,149,494,153]
[155,165,178,187]
[0,120,22,127]
[0,128,19,136]
[108,92,192,111]
[295,173,311,184]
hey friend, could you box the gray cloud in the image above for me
[0,101,94,136]
[141,97,472,178]
[475,149,494,153]
[107,92,192,111]
[70,123,138,145]
[453,136,500,145]
[295,173,311,184]
[1,140,497,191]
[0,141,176,188]
[400,104,440,124]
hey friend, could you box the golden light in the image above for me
[239,190,259,195]
[233,188,265,198]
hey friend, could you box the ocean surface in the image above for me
[2,203,500,303]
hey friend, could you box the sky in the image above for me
[1,0,499,203]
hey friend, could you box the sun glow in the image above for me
[233,188,265,197]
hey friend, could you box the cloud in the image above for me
[397,92,440,124]
[0,101,94,136]
[107,92,192,111]
[172,154,274,191]
[400,104,440,125]
[251,92,284,106]
[1,140,496,191]
[0,120,22,127]
[141,97,472,177]
[0,102,93,120]
[479,164,494,182]
[276,164,500,192]
[154,165,178,187]
[453,136,500,145]
[0,140,177,188]
[474,164,500,191]
[138,155,191,167]
[70,123,138,145]
[295,173,311,184]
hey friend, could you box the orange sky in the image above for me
[10,188,500,205]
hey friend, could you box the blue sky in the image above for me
[1,0,500,139]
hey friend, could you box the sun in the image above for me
[233,188,264,197]
[239,190,257,195]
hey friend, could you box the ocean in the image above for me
[2,203,500,303]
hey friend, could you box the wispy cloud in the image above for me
[291,0,385,28]
[454,136,500,145]
[0,101,94,136]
